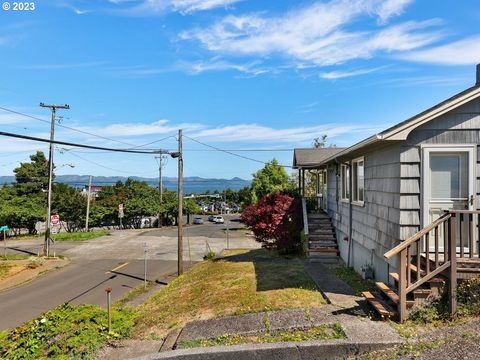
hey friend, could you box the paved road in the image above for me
[0,259,176,329]
[0,217,259,330]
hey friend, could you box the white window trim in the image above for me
[352,157,365,206]
[340,163,350,202]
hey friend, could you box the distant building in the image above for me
[81,185,103,198]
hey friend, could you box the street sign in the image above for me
[51,226,59,234]
[118,204,124,218]
[0,225,9,232]
[50,215,60,226]
[118,204,124,211]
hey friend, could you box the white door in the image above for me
[423,146,475,252]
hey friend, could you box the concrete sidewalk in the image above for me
[135,305,400,359]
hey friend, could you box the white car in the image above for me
[213,216,224,224]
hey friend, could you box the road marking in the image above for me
[106,261,129,274]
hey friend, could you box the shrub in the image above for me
[241,193,303,253]
[0,303,135,359]
[457,276,480,315]
[203,251,216,260]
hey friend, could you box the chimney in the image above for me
[477,64,480,86]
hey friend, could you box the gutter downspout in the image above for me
[348,161,353,268]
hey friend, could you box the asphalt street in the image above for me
[0,217,259,330]
[0,259,177,329]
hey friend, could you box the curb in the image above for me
[133,338,401,360]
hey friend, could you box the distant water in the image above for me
[0,175,251,194]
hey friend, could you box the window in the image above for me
[341,164,350,200]
[352,157,365,204]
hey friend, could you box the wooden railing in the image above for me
[384,210,480,322]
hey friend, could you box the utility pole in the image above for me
[156,155,165,228]
[40,103,69,257]
[178,129,184,275]
[85,175,92,231]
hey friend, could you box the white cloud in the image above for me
[172,0,242,14]
[320,66,386,79]
[373,0,414,23]
[78,119,203,137]
[190,123,376,142]
[109,0,241,15]
[400,35,480,65]
[180,0,439,68]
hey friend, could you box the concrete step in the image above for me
[308,233,335,241]
[308,218,331,223]
[309,244,338,250]
[307,213,330,219]
[308,228,334,233]
[308,248,340,256]
[309,240,337,246]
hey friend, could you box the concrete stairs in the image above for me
[307,212,339,263]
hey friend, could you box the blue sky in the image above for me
[0,0,479,180]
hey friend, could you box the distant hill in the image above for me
[0,175,251,194]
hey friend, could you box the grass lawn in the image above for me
[53,231,110,242]
[134,249,325,339]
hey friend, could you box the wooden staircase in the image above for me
[363,210,480,322]
[307,212,339,263]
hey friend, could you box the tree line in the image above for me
[0,152,295,235]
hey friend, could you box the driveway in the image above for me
[0,216,259,329]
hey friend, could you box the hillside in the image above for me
[0,175,251,194]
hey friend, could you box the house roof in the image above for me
[316,82,480,165]
[292,147,346,169]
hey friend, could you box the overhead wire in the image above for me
[183,135,294,168]
[0,106,175,151]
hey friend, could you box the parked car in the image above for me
[193,216,204,225]
[208,215,215,222]
[213,216,224,224]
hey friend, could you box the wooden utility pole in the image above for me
[85,175,92,231]
[178,129,184,275]
[40,103,69,257]
[156,155,164,228]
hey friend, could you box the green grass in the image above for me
[0,303,135,360]
[326,264,376,296]
[115,281,156,307]
[178,323,346,348]
[53,231,110,242]
[134,248,325,339]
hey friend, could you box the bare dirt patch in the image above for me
[0,257,69,292]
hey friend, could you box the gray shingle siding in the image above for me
[326,143,401,281]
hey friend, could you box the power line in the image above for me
[0,130,163,154]
[64,150,158,176]
[0,106,165,149]
[184,135,293,168]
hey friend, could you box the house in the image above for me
[81,185,103,199]
[294,64,480,321]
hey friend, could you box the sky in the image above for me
[0,0,479,181]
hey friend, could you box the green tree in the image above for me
[0,185,44,234]
[251,159,291,203]
[13,151,50,195]
[52,183,87,232]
